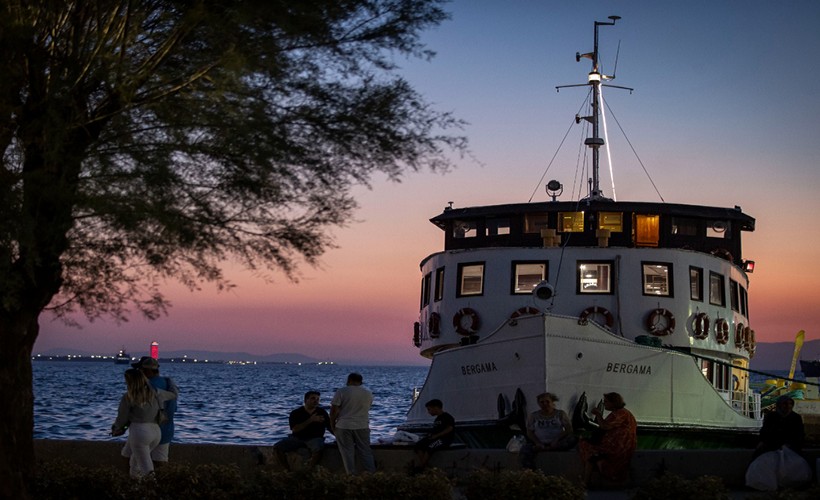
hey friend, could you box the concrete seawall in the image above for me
[34,439,820,487]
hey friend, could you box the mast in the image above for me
[557,16,632,201]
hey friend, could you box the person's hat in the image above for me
[132,356,159,370]
[776,395,794,404]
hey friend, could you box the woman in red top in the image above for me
[578,392,637,486]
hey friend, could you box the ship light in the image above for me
[743,260,755,273]
[588,72,602,83]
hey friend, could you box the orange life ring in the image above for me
[646,308,675,336]
[714,318,729,344]
[742,326,751,350]
[453,308,480,336]
[578,306,614,329]
[413,322,421,347]
[510,306,541,319]
[428,312,441,338]
[693,312,710,340]
[734,323,745,348]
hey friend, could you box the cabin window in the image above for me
[672,217,699,236]
[709,272,725,306]
[642,262,673,297]
[701,359,713,382]
[577,261,613,294]
[434,267,445,302]
[599,212,623,232]
[729,279,740,312]
[486,218,511,236]
[689,266,703,301]
[524,213,549,233]
[453,220,477,239]
[457,263,484,297]
[420,272,432,309]
[634,214,660,247]
[740,286,748,317]
[707,220,731,239]
[559,211,585,232]
[512,261,548,294]
[701,359,731,390]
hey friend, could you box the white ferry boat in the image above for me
[401,17,762,448]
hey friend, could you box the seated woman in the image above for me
[578,392,637,486]
[520,392,576,469]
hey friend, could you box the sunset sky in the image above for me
[35,1,820,364]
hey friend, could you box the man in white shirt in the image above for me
[330,372,376,474]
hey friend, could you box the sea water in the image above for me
[33,361,428,445]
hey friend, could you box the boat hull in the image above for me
[402,313,761,449]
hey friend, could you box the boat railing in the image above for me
[718,389,762,420]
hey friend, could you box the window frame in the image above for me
[576,260,614,295]
[434,267,445,302]
[709,271,725,306]
[641,261,674,297]
[689,266,703,302]
[456,262,485,298]
[511,261,549,295]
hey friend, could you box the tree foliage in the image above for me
[0,1,464,497]
[0,0,464,324]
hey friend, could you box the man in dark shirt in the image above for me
[413,399,455,472]
[274,391,332,470]
[754,395,805,458]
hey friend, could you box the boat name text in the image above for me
[606,362,652,375]
[461,362,498,375]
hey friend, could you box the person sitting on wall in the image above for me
[413,399,455,472]
[753,395,805,458]
[578,392,637,486]
[520,392,577,469]
[274,391,332,471]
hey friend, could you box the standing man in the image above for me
[125,356,178,468]
[273,391,332,470]
[330,372,376,474]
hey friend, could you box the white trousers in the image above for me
[123,422,161,478]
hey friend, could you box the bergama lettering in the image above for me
[606,362,651,375]
[461,362,498,375]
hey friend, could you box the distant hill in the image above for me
[750,339,820,372]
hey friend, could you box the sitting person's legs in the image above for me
[273,436,306,471]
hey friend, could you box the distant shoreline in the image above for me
[31,355,336,365]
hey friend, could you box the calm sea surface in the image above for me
[33,361,429,445]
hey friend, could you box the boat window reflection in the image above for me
[709,272,725,306]
[453,220,477,239]
[434,267,445,302]
[486,218,510,236]
[642,262,673,296]
[577,261,612,294]
[689,266,703,301]
[524,213,549,233]
[598,212,623,232]
[512,261,548,294]
[457,263,484,297]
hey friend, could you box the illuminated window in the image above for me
[457,263,484,297]
[642,262,673,296]
[577,261,612,294]
[634,214,660,247]
[559,212,585,232]
[709,272,725,306]
[524,213,549,233]
[434,267,445,302]
[486,218,510,236]
[453,220,477,239]
[599,212,623,232]
[512,261,548,294]
[690,266,703,301]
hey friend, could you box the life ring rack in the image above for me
[714,318,730,344]
[428,312,441,338]
[453,308,480,336]
[646,308,675,336]
[578,306,614,329]
[693,312,710,340]
[510,306,541,319]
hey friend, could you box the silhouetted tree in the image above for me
[0,1,464,496]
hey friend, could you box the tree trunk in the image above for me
[0,319,38,499]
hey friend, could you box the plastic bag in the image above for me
[776,446,811,489]
[745,451,779,491]
[392,430,421,444]
[505,435,526,453]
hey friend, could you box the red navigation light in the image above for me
[743,260,755,273]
